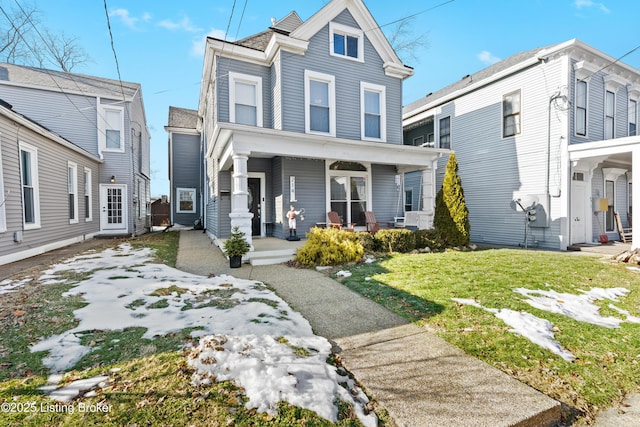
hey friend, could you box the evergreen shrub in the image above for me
[374,229,415,253]
[414,228,447,251]
[433,153,470,247]
[295,227,364,266]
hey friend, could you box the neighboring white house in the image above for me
[403,39,639,250]
[0,63,151,265]
[181,0,447,247]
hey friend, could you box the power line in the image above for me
[370,0,455,31]
[103,0,126,101]
[580,43,640,81]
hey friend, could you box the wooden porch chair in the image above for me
[327,211,355,231]
[614,211,632,243]
[364,211,393,233]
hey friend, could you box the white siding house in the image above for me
[403,39,639,250]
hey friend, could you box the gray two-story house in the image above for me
[403,39,639,250]
[0,63,151,265]
[195,0,447,246]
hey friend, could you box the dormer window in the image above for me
[329,22,364,62]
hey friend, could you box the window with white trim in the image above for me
[404,188,413,212]
[19,142,41,229]
[0,135,5,232]
[99,105,124,152]
[575,79,587,136]
[605,90,615,139]
[361,82,386,141]
[605,180,614,231]
[329,22,363,62]
[503,90,521,137]
[176,187,196,213]
[439,116,451,149]
[229,72,263,127]
[68,162,78,223]
[305,70,335,136]
[84,167,92,221]
[629,98,637,136]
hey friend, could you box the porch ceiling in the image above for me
[212,123,449,170]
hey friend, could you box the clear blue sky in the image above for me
[31,0,640,197]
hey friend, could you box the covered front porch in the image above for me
[568,135,638,249]
[206,122,449,247]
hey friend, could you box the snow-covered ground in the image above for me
[2,243,376,424]
[454,284,639,362]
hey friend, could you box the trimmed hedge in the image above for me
[373,229,415,253]
[295,227,364,267]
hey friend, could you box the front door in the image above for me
[100,184,128,233]
[570,174,587,244]
[248,177,261,236]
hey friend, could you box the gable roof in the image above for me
[0,62,140,101]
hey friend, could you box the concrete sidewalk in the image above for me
[176,230,561,426]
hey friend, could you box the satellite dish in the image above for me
[510,194,539,212]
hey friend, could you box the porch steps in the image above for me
[248,248,297,266]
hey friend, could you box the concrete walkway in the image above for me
[176,230,561,426]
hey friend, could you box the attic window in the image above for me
[329,22,363,62]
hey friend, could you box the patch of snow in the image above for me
[30,243,375,424]
[514,286,630,328]
[0,277,32,295]
[453,298,575,361]
[609,304,640,323]
[336,270,352,277]
[40,375,110,402]
[364,258,375,264]
[626,266,640,273]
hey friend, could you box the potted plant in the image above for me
[223,226,251,268]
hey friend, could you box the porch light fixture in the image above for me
[110,175,116,183]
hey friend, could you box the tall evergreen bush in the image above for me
[433,153,470,246]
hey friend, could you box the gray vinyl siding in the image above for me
[0,115,100,262]
[279,9,403,144]
[172,133,201,226]
[218,171,232,238]
[275,158,325,239]
[425,58,565,249]
[0,85,99,155]
[403,170,422,211]
[371,164,400,222]
[216,57,272,128]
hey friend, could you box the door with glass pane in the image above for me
[100,184,128,232]
[330,175,367,226]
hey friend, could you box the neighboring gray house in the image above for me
[192,0,447,246]
[0,63,151,265]
[403,39,639,250]
[165,106,202,227]
[0,99,101,264]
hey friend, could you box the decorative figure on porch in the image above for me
[286,205,304,241]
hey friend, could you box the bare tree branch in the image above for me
[384,17,430,65]
[0,1,90,71]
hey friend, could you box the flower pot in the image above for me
[229,255,242,268]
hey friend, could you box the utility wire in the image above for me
[580,43,640,81]
[372,0,455,31]
[103,0,127,101]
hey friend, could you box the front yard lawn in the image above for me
[338,248,640,424]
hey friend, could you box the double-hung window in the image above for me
[68,162,78,223]
[605,90,615,139]
[19,142,40,229]
[439,116,451,149]
[361,82,386,141]
[99,105,124,152]
[84,167,92,221]
[176,187,196,213]
[229,72,263,127]
[629,98,637,136]
[575,79,587,136]
[305,70,335,136]
[329,22,363,62]
[503,90,521,137]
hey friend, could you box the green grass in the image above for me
[0,232,376,426]
[338,248,640,421]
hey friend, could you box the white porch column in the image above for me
[419,161,438,229]
[229,151,254,246]
[633,148,639,250]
